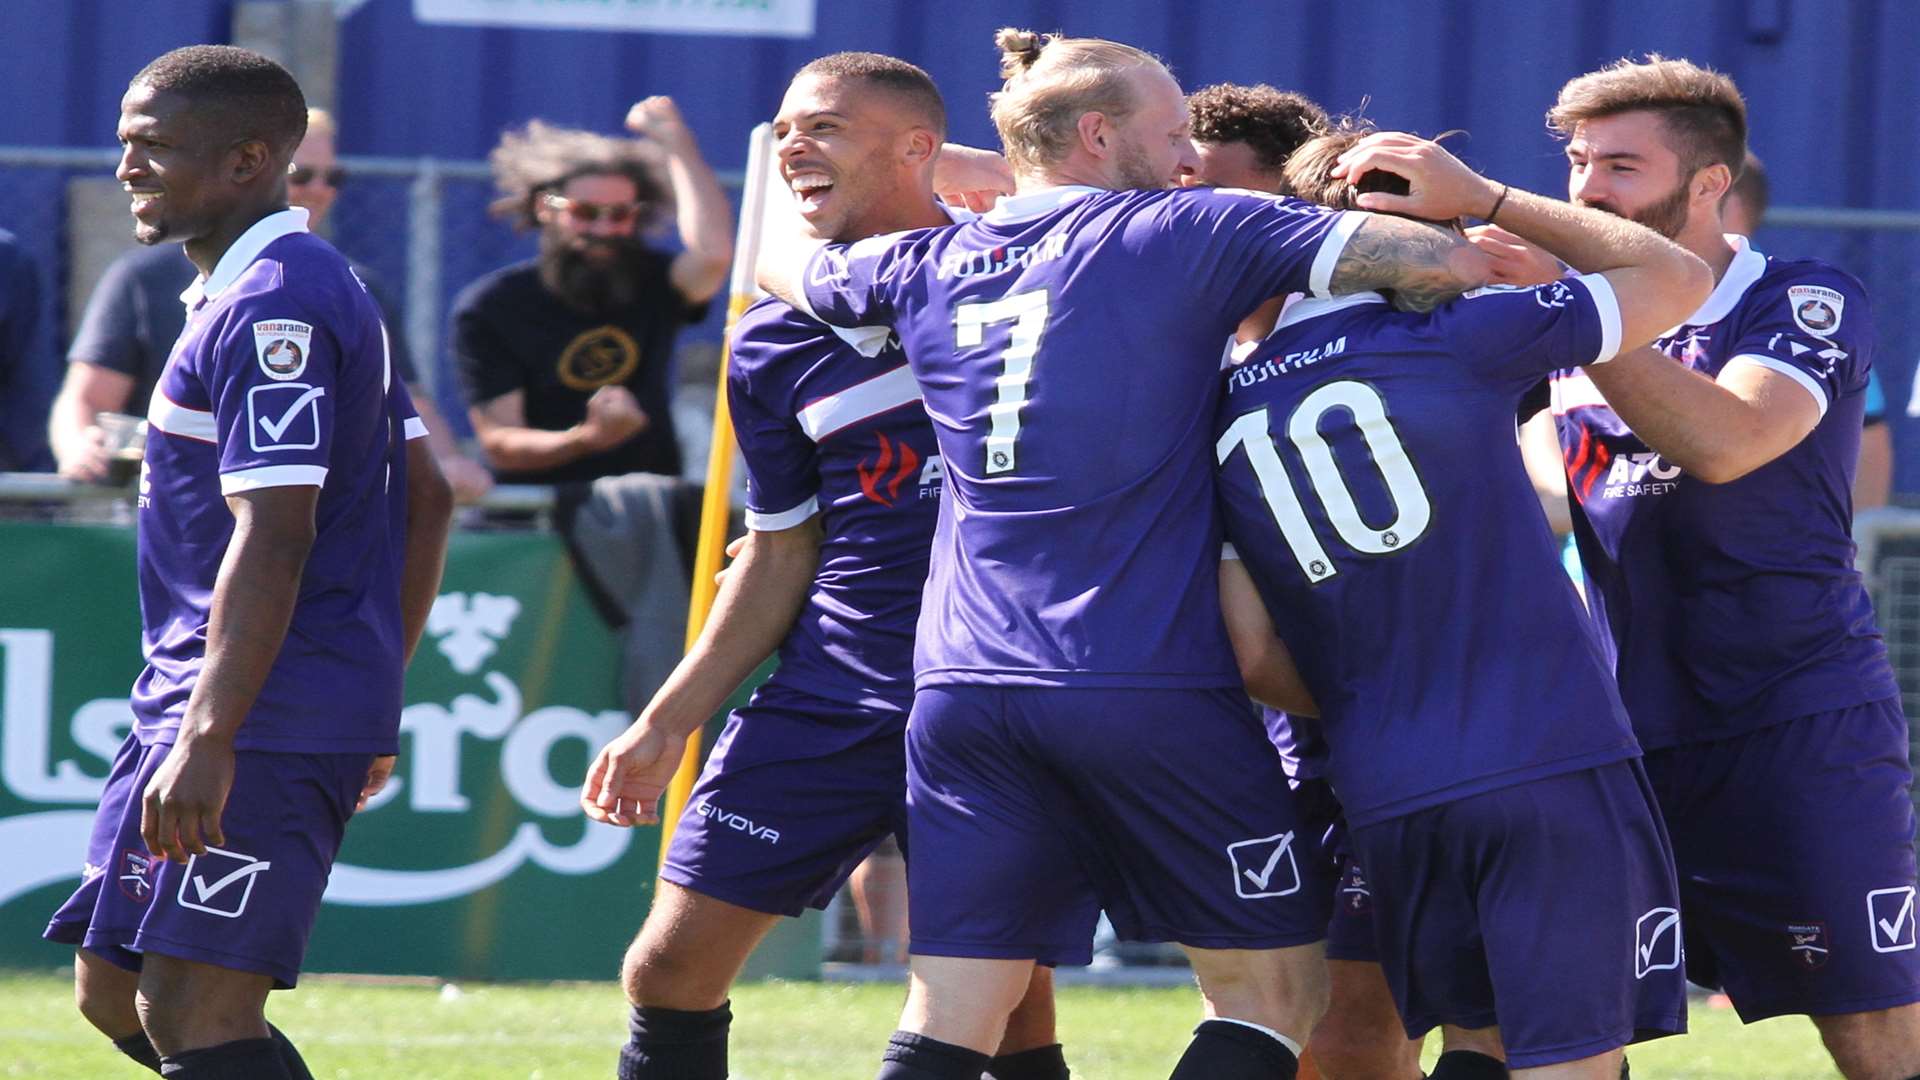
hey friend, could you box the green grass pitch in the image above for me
[0,970,1842,1078]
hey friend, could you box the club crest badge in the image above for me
[1787,921,1829,970]
[118,848,157,902]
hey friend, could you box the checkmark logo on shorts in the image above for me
[1868,886,1918,953]
[1226,831,1301,899]
[175,846,272,919]
[246,383,325,452]
[1635,906,1681,978]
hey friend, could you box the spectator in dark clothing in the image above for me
[0,227,55,472]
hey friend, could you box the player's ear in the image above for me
[1077,111,1110,157]
[1694,161,1733,209]
[229,137,274,186]
[902,127,939,167]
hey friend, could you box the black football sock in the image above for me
[618,1002,732,1080]
[876,1030,991,1080]
[1429,1049,1509,1079]
[266,1024,314,1080]
[1169,1019,1299,1080]
[987,1042,1070,1079]
[111,1031,163,1073]
[158,1037,292,1079]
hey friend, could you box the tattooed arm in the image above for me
[1327,214,1492,312]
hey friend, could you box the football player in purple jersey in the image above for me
[42,46,452,1080]
[761,30,1493,1080]
[1480,55,1920,1080]
[1175,87,1432,1080]
[581,54,1064,1080]
[1218,124,1709,1080]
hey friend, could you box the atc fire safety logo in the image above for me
[857,432,921,506]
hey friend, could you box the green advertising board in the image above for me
[0,520,811,982]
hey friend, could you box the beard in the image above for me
[538,229,653,313]
[1584,178,1692,240]
[1112,137,1173,191]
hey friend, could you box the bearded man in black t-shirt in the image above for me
[454,98,733,485]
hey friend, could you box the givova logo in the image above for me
[1635,907,1682,979]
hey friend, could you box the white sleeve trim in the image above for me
[1307,211,1366,298]
[220,463,328,493]
[787,240,830,322]
[403,416,429,441]
[1221,542,1242,562]
[1725,354,1830,418]
[1573,273,1624,365]
[743,495,820,532]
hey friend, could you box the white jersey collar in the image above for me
[1274,290,1389,331]
[180,207,311,308]
[1669,233,1766,331]
[984,185,1103,224]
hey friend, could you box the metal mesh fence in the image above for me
[0,149,737,439]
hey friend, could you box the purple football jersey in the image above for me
[728,297,944,714]
[136,209,419,754]
[1550,237,1898,748]
[1216,280,1638,826]
[796,186,1360,687]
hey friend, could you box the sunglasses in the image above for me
[288,164,348,188]
[542,192,644,224]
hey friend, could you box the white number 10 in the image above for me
[1215,380,1432,583]
[955,289,1049,475]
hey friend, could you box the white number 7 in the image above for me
[955,289,1049,475]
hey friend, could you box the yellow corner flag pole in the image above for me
[658,124,777,867]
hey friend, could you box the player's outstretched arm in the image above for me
[1324,215,1492,313]
[581,516,823,827]
[1467,186,1711,349]
[400,435,453,666]
[1220,558,1319,717]
[141,485,318,863]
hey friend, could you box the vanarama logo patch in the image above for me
[1788,285,1844,338]
[252,320,314,381]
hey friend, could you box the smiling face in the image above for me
[116,82,229,247]
[1565,110,1696,240]
[773,72,932,242]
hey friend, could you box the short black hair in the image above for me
[793,52,947,140]
[131,45,308,156]
[1189,84,1329,174]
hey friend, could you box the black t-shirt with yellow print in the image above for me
[451,252,706,484]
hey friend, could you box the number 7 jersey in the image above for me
[1215,281,1640,826]
[795,185,1360,688]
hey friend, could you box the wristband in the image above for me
[1486,183,1509,223]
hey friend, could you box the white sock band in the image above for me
[1208,1016,1303,1059]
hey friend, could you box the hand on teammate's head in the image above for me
[1331,132,1502,224]
[1464,224,1564,287]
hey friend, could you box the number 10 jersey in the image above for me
[1215,281,1640,826]
[796,185,1357,689]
